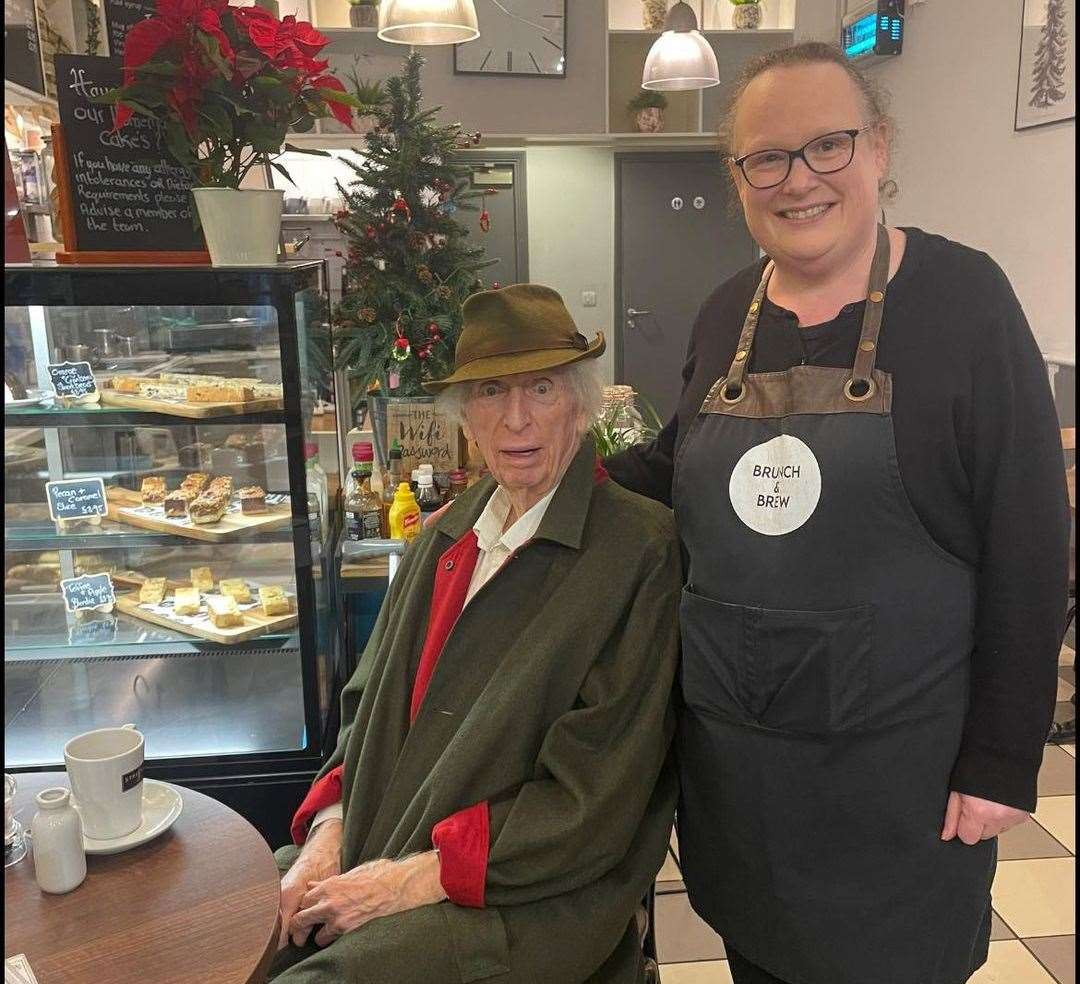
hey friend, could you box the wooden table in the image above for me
[5,773,281,984]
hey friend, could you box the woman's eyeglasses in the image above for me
[726,125,874,190]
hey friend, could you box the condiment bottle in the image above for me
[448,469,468,501]
[31,788,86,894]
[381,444,404,536]
[344,442,383,541]
[416,472,442,520]
[388,482,421,543]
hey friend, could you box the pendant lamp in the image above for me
[377,0,480,45]
[642,1,720,91]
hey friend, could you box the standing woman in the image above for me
[607,43,1069,984]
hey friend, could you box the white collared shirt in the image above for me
[465,482,559,606]
[310,480,560,833]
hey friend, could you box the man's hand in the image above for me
[289,850,447,948]
[940,791,1029,845]
[279,819,343,949]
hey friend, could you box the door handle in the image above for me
[626,308,651,317]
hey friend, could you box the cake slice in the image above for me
[258,585,291,617]
[138,577,167,604]
[219,578,252,603]
[206,594,243,628]
[186,384,255,404]
[173,586,201,616]
[190,566,214,591]
[180,472,209,494]
[140,477,167,504]
[187,494,227,525]
[163,488,195,518]
[238,486,267,514]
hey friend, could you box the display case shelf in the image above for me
[4,406,289,428]
[3,520,299,551]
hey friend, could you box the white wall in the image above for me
[524,146,617,382]
[875,0,1075,359]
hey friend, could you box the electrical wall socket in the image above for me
[581,290,597,308]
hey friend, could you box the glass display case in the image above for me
[3,261,340,842]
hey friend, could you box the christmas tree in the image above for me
[333,53,496,401]
[1029,0,1068,109]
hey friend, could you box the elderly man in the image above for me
[270,284,681,983]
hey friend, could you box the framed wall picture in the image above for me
[454,0,566,78]
[1015,0,1076,130]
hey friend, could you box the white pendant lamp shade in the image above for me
[641,2,720,91]
[378,0,480,45]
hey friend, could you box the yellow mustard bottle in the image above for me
[388,482,422,543]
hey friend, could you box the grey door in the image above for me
[453,152,528,288]
[616,153,757,423]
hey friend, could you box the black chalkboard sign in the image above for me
[69,615,119,645]
[47,360,98,398]
[60,572,116,612]
[102,0,155,60]
[46,477,108,522]
[54,55,205,254]
[4,0,46,96]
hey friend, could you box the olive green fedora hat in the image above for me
[422,283,605,393]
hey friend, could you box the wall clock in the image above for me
[453,0,566,78]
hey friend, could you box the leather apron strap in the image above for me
[720,224,892,405]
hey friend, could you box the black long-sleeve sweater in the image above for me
[606,226,1070,812]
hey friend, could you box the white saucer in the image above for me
[5,389,53,408]
[72,779,184,855]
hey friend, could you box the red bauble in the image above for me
[393,336,410,351]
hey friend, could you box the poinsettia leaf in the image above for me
[199,102,233,139]
[92,88,123,105]
[283,143,331,156]
[134,59,180,78]
[315,87,363,108]
[165,119,196,163]
[124,82,166,107]
[269,159,296,187]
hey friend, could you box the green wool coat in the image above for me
[270,439,681,984]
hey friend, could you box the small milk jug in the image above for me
[31,787,86,894]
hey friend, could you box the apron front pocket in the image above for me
[749,602,874,734]
[680,587,874,735]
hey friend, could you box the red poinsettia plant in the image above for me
[99,0,362,187]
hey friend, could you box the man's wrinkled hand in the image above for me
[289,850,447,948]
[940,791,1029,845]
[279,820,343,950]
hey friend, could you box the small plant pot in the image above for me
[635,108,665,133]
[731,2,762,29]
[349,3,379,28]
[642,0,668,30]
[192,188,284,266]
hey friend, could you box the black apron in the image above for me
[673,227,995,984]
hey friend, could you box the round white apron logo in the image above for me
[728,435,821,536]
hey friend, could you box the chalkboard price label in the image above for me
[68,616,119,646]
[60,572,116,612]
[47,361,98,398]
[46,477,108,522]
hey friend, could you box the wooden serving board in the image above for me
[115,590,298,645]
[100,388,283,419]
[105,487,292,543]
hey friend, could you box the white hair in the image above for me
[436,358,605,437]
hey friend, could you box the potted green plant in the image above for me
[628,89,668,133]
[100,0,362,265]
[729,0,763,29]
[349,0,380,29]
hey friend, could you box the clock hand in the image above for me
[488,0,550,33]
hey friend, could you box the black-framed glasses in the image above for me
[726,125,874,189]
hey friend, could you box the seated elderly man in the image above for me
[270,284,680,984]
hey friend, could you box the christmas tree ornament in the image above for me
[417,265,434,284]
[389,196,413,223]
[361,307,377,322]
[392,335,411,361]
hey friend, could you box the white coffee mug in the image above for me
[63,724,144,840]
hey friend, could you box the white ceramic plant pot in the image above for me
[635,108,665,133]
[731,2,762,28]
[192,187,284,266]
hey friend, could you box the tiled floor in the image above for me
[654,638,1077,983]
